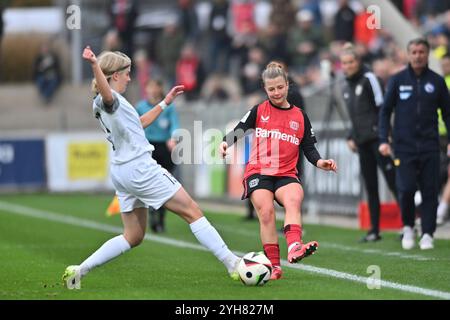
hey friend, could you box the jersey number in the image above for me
[95,112,115,151]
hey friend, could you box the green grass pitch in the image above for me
[0,193,449,300]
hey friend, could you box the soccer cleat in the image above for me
[62,265,81,289]
[270,266,283,280]
[288,241,318,263]
[229,271,240,281]
[229,257,241,281]
[359,232,382,243]
[419,233,434,250]
[401,226,415,250]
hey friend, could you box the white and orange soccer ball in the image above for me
[237,252,272,286]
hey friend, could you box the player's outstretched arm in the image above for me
[82,46,114,105]
[140,85,185,129]
[316,159,337,172]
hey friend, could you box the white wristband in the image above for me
[159,100,168,110]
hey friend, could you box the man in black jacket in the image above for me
[379,38,450,250]
[340,43,397,243]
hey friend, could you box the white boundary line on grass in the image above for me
[1,200,449,300]
[214,225,437,261]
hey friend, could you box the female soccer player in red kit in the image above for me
[219,62,337,280]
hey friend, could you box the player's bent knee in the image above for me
[124,232,145,248]
[257,208,275,226]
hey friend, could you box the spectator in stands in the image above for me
[32,42,62,105]
[264,0,295,63]
[257,22,288,63]
[201,73,242,103]
[156,19,185,87]
[241,46,266,96]
[133,49,163,100]
[108,0,138,58]
[220,62,337,280]
[379,38,450,250]
[287,9,323,72]
[269,0,296,38]
[207,0,232,73]
[339,43,397,243]
[175,43,205,101]
[333,0,356,43]
[230,0,258,77]
[102,29,122,52]
[133,49,151,100]
[416,0,450,18]
[177,0,200,44]
[135,79,180,233]
[300,0,322,26]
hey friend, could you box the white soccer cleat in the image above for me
[419,233,434,250]
[401,226,415,250]
[229,257,241,281]
[62,265,81,289]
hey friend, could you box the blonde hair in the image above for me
[340,42,359,60]
[91,51,131,94]
[261,61,288,85]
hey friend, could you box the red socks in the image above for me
[263,243,280,267]
[284,224,302,251]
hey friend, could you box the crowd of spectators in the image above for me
[102,0,450,104]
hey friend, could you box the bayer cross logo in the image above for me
[289,121,299,130]
[249,178,259,188]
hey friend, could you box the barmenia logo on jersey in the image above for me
[255,128,300,145]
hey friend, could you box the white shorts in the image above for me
[110,152,181,213]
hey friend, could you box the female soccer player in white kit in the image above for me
[62,46,240,289]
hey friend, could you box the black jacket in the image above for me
[379,64,450,154]
[342,66,385,145]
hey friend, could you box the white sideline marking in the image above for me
[1,200,449,300]
[215,225,437,261]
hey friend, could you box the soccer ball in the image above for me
[237,252,272,286]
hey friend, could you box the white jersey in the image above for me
[93,91,154,164]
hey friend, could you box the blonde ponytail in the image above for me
[90,51,131,94]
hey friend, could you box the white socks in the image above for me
[77,218,238,278]
[437,202,448,218]
[190,217,239,273]
[79,235,131,277]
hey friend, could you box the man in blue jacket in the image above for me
[379,38,450,250]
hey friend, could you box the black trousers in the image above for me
[358,140,397,234]
[395,151,440,236]
[148,141,175,231]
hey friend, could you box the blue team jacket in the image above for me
[379,64,450,154]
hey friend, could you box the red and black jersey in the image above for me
[223,100,321,179]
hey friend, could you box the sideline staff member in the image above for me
[379,38,450,250]
[340,43,397,243]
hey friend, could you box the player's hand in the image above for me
[347,139,357,153]
[317,159,337,172]
[164,85,185,105]
[82,46,97,64]
[166,138,177,152]
[379,143,391,157]
[219,141,228,158]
